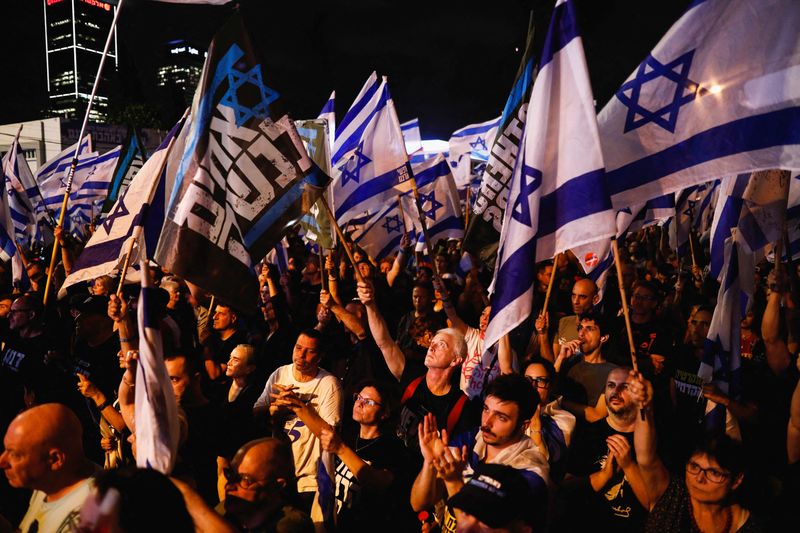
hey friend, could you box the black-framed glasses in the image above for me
[353,393,382,407]
[223,467,266,490]
[525,375,551,388]
[686,461,731,484]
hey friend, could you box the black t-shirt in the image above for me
[395,370,478,452]
[334,426,417,531]
[610,317,674,376]
[203,329,248,366]
[566,419,647,532]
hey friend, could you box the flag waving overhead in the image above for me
[1,129,40,246]
[103,130,146,213]
[33,135,92,226]
[401,154,464,246]
[463,15,536,264]
[331,73,411,225]
[600,0,800,209]
[484,0,615,352]
[448,116,501,189]
[156,12,328,311]
[59,119,185,298]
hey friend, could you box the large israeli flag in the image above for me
[331,73,410,225]
[448,116,501,188]
[33,135,92,224]
[600,0,800,209]
[400,154,464,246]
[484,0,615,351]
[66,145,123,238]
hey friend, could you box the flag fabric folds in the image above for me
[401,154,464,246]
[1,129,40,247]
[448,116,501,189]
[33,135,92,227]
[599,0,800,210]
[103,130,146,213]
[155,12,328,311]
[135,258,181,474]
[331,73,411,225]
[351,197,407,260]
[484,0,615,353]
[66,145,123,239]
[296,118,334,249]
[59,119,184,297]
[462,15,536,263]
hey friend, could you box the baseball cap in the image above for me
[447,463,533,528]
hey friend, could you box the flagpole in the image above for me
[43,0,127,306]
[407,170,441,278]
[542,253,560,312]
[611,237,645,420]
[318,247,326,293]
[115,109,188,296]
[318,198,365,284]
[464,186,471,227]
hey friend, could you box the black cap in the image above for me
[447,463,533,528]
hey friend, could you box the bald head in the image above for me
[1,404,88,493]
[571,278,598,315]
[226,438,295,504]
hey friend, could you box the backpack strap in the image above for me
[400,375,425,404]
[446,394,469,435]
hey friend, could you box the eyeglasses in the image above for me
[223,467,266,490]
[525,375,551,388]
[686,461,731,484]
[353,393,382,407]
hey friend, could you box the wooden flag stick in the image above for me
[319,198,365,284]
[611,237,645,420]
[318,247,326,293]
[542,253,560,312]
[464,186,471,227]
[43,0,127,306]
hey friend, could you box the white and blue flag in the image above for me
[401,154,464,248]
[401,118,423,155]
[319,90,336,156]
[331,73,411,225]
[33,135,92,225]
[66,145,123,238]
[448,116,501,189]
[59,119,186,297]
[136,257,181,474]
[600,0,800,209]
[1,129,41,246]
[484,0,616,351]
[352,197,407,260]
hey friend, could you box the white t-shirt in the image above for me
[19,476,95,533]
[254,364,342,493]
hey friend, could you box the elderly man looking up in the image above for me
[1,404,98,533]
[357,280,477,451]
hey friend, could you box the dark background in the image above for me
[0,0,692,140]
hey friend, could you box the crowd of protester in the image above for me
[1,224,799,532]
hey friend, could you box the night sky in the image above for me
[1,0,692,140]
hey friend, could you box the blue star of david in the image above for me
[470,137,488,152]
[418,190,443,221]
[102,199,129,234]
[683,199,698,218]
[615,50,708,133]
[219,64,280,127]
[338,143,371,187]
[511,165,541,227]
[382,214,403,234]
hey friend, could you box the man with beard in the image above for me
[410,374,549,531]
[253,329,342,521]
[562,367,649,532]
[559,311,618,421]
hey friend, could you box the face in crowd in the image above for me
[352,386,388,427]
[292,334,322,376]
[424,331,461,370]
[577,318,607,355]
[480,395,527,449]
[571,279,597,315]
[213,305,237,331]
[524,363,552,405]
[604,368,636,419]
[412,285,434,314]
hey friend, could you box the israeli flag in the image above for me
[700,232,750,434]
[400,154,464,247]
[710,170,790,279]
[668,181,717,257]
[1,131,40,246]
[33,135,92,223]
[401,118,423,155]
[319,90,336,156]
[136,257,181,474]
[448,116,501,188]
[59,119,185,297]
[351,197,407,260]
[66,145,123,238]
[331,73,410,225]
[484,0,615,351]
[600,0,800,209]
[0,179,16,263]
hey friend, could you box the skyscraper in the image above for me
[156,39,205,107]
[44,0,117,121]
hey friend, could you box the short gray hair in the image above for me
[438,327,467,361]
